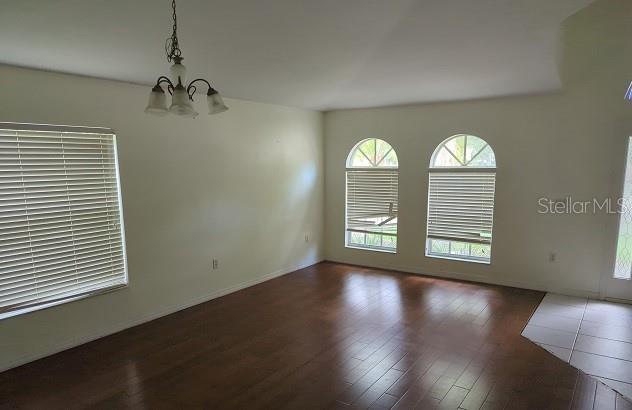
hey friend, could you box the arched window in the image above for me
[426,134,496,263]
[346,138,399,252]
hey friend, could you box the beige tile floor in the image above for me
[522,293,632,399]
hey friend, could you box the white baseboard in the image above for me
[325,258,600,299]
[1,258,323,373]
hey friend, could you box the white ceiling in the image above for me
[0,0,594,110]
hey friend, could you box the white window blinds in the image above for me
[346,169,399,237]
[0,123,128,317]
[427,171,496,244]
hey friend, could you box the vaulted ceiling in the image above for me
[0,0,594,110]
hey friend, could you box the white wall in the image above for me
[323,0,632,298]
[0,65,324,371]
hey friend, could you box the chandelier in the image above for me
[145,0,228,118]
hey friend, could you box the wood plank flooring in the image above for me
[0,262,630,409]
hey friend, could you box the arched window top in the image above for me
[430,134,496,168]
[347,138,398,168]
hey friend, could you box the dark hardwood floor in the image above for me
[1,262,630,409]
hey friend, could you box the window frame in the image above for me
[345,138,399,253]
[425,134,496,264]
[0,122,129,319]
[613,136,632,280]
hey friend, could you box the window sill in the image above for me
[0,282,128,320]
[425,253,490,265]
[345,245,397,254]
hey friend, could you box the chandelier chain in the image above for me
[165,0,182,62]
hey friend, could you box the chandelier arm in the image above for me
[188,85,197,100]
[187,78,218,99]
[156,76,174,86]
[156,76,175,95]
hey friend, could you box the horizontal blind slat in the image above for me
[0,257,125,301]
[1,244,123,274]
[1,254,124,292]
[1,272,126,309]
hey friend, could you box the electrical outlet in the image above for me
[304,234,309,243]
[549,252,556,263]
[212,259,219,269]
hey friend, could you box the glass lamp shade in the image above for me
[144,87,168,116]
[207,92,229,115]
[170,62,187,85]
[169,87,198,118]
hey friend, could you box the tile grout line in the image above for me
[571,347,632,363]
[568,296,588,364]
[523,294,585,360]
